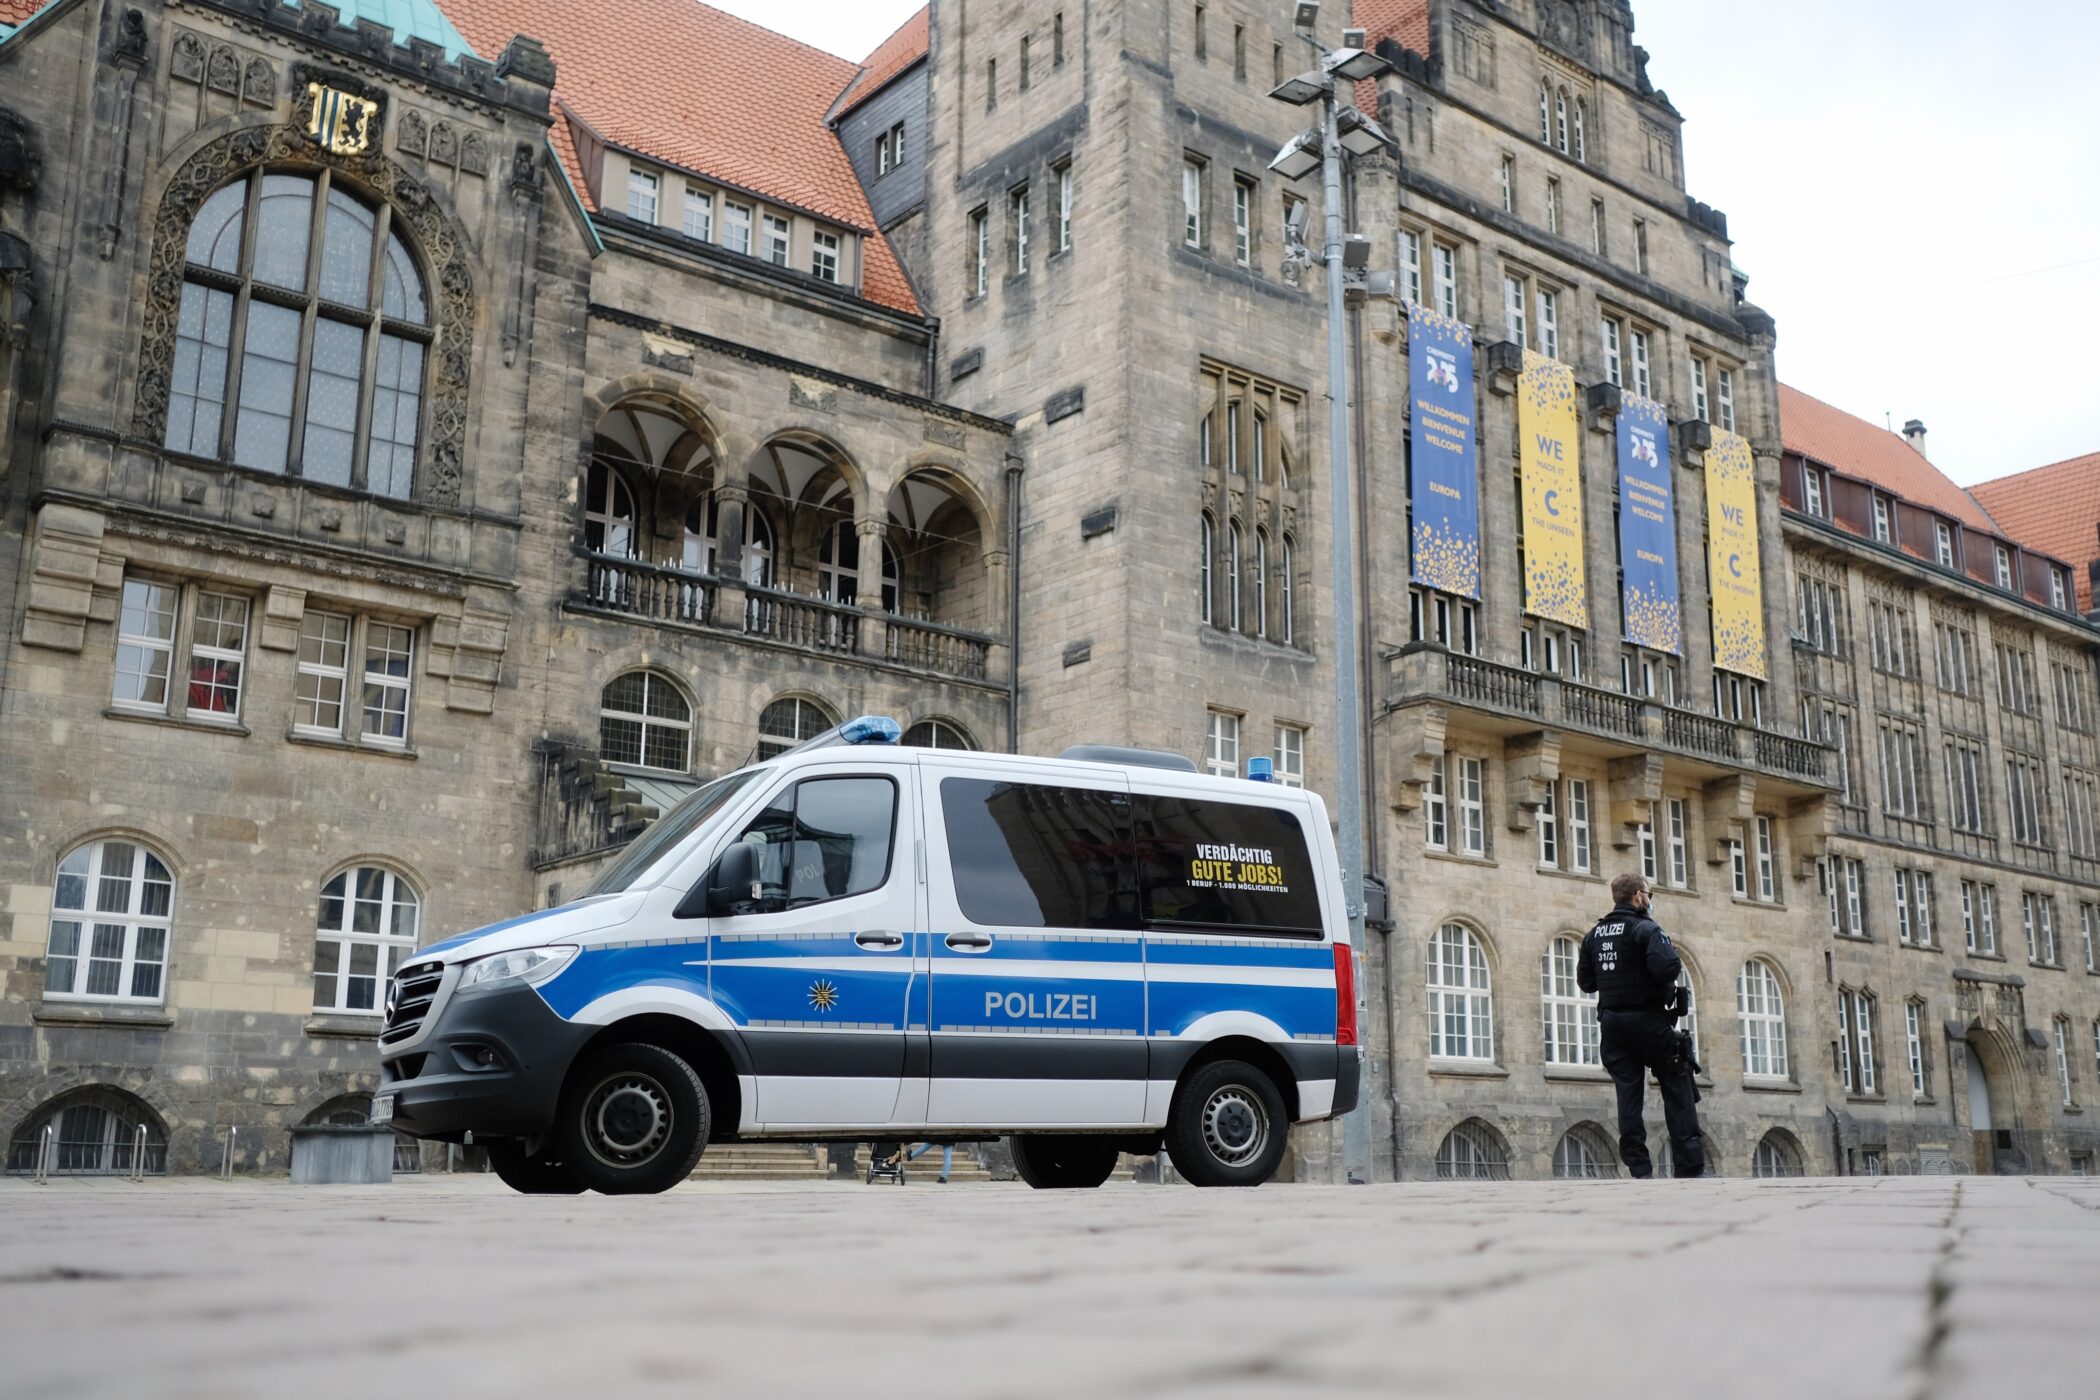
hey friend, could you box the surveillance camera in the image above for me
[1293,2,1320,32]
[1342,26,1366,48]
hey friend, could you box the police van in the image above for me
[376,718,1361,1194]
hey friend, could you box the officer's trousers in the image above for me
[1598,1008,1705,1178]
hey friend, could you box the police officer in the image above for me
[1578,873,1706,1178]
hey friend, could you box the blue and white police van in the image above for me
[376,718,1361,1194]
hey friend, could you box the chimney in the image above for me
[1902,419,1928,458]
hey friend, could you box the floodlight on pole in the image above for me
[1267,129,1323,181]
[1324,46,1392,82]
[1268,70,1328,106]
[1335,105,1397,157]
[1292,1,1320,31]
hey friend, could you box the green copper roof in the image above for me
[281,0,476,62]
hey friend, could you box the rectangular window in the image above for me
[682,188,713,241]
[891,122,907,168]
[2083,902,2097,972]
[1499,155,1514,214]
[1537,287,1560,361]
[1843,857,1865,936]
[166,283,234,457]
[763,214,791,267]
[1399,229,1423,306]
[1602,317,1623,388]
[1935,521,1955,567]
[2006,753,2048,846]
[185,591,249,721]
[970,208,989,297]
[2057,1020,2075,1106]
[1194,3,1207,60]
[1630,329,1652,397]
[724,201,752,255]
[1183,158,1205,248]
[1055,11,1065,66]
[1838,991,1853,1092]
[1569,779,1593,873]
[1139,792,1324,935]
[1273,724,1305,788]
[811,230,840,284]
[1853,992,1877,1095]
[1729,839,1746,898]
[294,610,351,734]
[1010,185,1030,274]
[1666,797,1689,888]
[1545,177,1561,234]
[2051,569,2068,611]
[1978,883,1998,955]
[1233,177,1253,266]
[1020,34,1031,90]
[1907,1001,1927,1098]
[626,168,659,223]
[113,579,179,710]
[1537,782,1559,868]
[1590,198,1606,256]
[361,621,414,745]
[1945,740,1987,835]
[1873,496,1892,544]
[1639,819,1657,882]
[1691,356,1710,423]
[1503,273,1528,347]
[1994,545,2013,590]
[1715,369,1735,432]
[1456,756,1486,857]
[1802,466,1826,519]
[940,779,1124,931]
[1432,242,1459,318]
[1755,815,1776,902]
[1204,708,1239,778]
[1633,217,1649,274]
[986,57,997,110]
[1914,871,1936,948]
[1425,755,1448,851]
[1894,868,1913,944]
[1056,161,1074,252]
[1233,23,1246,79]
[1878,720,1925,820]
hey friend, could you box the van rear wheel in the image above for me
[1010,1134,1119,1189]
[1165,1059,1288,1187]
[553,1041,710,1194]
[488,1142,585,1195]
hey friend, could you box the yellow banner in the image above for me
[1518,350,1586,628]
[1705,429,1767,679]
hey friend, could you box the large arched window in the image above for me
[903,718,978,750]
[1200,512,1215,624]
[1738,959,1789,1079]
[585,462,636,557]
[6,1088,167,1176]
[46,839,174,1004]
[757,695,837,760]
[600,671,692,772]
[313,865,420,1015]
[165,171,431,496]
[1435,1119,1510,1180]
[1428,923,1493,1060]
[1752,1129,1804,1178]
[1540,934,1599,1066]
[1254,527,1270,639]
[1553,1125,1618,1179]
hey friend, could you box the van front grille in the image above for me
[381,959,445,1046]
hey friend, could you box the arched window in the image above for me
[1428,923,1493,1060]
[1253,412,1268,485]
[1280,534,1296,644]
[1278,443,1293,493]
[1573,99,1587,163]
[6,1088,166,1176]
[1752,1130,1804,1178]
[165,172,431,495]
[1555,88,1569,152]
[1200,412,1213,467]
[1435,1119,1510,1179]
[585,462,637,558]
[46,839,174,1004]
[1226,520,1243,630]
[1200,512,1215,624]
[1540,934,1599,1066]
[600,671,692,772]
[758,695,837,760]
[313,865,420,1015]
[1254,527,1270,639]
[1553,1125,1618,1179]
[903,718,978,750]
[1539,81,1552,143]
[1738,959,1789,1079]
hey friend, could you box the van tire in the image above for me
[488,1142,585,1195]
[1009,1134,1119,1189]
[1165,1059,1289,1187]
[553,1041,710,1194]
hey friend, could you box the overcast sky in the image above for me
[715,0,2099,486]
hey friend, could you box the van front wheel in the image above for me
[1165,1059,1288,1187]
[1010,1134,1119,1189]
[554,1042,710,1194]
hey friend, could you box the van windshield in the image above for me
[580,769,764,898]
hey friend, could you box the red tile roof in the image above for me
[1972,452,2100,612]
[1358,0,1431,56]
[1778,384,2000,535]
[435,0,919,313]
[833,6,928,121]
[0,0,48,25]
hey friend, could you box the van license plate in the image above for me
[371,1094,394,1125]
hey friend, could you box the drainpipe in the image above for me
[924,317,940,401]
[1005,453,1024,752]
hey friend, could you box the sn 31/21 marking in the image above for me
[985,991,1099,1021]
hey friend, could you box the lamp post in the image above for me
[1268,5,1394,1185]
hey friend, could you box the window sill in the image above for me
[286,729,417,760]
[1540,1066,1612,1084]
[1964,950,2007,963]
[1534,866,1606,886]
[1425,849,1495,869]
[104,705,252,738]
[1846,1094,1887,1106]
[1731,897,1785,912]
[305,1015,383,1040]
[1427,1060,1509,1080]
[1741,1078,1802,1094]
[32,1002,174,1030]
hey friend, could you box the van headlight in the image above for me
[458,945,578,990]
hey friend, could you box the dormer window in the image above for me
[812,229,840,284]
[2051,568,2069,611]
[627,168,659,223]
[1801,465,1827,519]
[763,214,791,267]
[1871,495,1892,544]
[1934,520,1955,567]
[1994,544,2014,590]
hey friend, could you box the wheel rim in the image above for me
[1200,1084,1268,1167]
[580,1072,672,1169]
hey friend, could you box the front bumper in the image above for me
[378,980,594,1142]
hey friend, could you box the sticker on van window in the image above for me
[1188,842,1292,893]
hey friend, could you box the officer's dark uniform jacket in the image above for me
[1576,903,1682,1010]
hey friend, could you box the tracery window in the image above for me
[165,171,432,497]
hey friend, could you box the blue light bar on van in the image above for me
[1245,756,1275,783]
[840,715,902,745]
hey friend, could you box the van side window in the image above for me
[1135,795,1323,937]
[940,778,1134,929]
[733,776,897,912]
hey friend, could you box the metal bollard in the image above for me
[129,1124,147,1183]
[220,1126,236,1180]
[33,1124,54,1184]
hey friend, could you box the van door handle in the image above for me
[854,930,904,950]
[945,932,992,952]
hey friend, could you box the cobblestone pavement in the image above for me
[3,1174,2096,1399]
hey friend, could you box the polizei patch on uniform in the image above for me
[1187,842,1290,893]
[985,991,1099,1021]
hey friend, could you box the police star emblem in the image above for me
[806,979,840,1014]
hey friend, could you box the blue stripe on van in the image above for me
[536,944,709,1020]
[1144,939,1333,969]
[1148,980,1339,1039]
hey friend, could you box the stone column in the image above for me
[855,516,889,659]
[982,547,1011,685]
[712,482,749,627]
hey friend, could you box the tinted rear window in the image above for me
[1135,794,1323,936]
[940,778,1134,929]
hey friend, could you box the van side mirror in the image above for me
[678,840,763,919]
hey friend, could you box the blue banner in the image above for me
[1616,395,1681,654]
[1408,303,1481,599]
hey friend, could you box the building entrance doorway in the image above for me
[1966,1041,1994,1174]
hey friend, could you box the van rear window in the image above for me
[1135,795,1323,936]
[940,778,1133,929]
